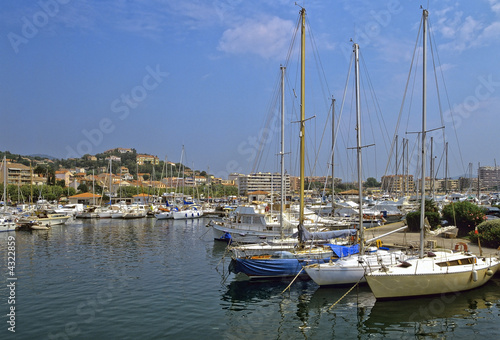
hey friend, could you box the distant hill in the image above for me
[29,154,57,160]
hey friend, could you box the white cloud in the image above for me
[488,0,500,15]
[217,16,294,59]
[478,20,500,41]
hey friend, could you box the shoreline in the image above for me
[365,221,500,257]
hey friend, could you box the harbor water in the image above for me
[1,217,500,339]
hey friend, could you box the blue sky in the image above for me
[1,0,499,182]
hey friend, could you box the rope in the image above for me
[327,275,365,311]
[281,267,304,294]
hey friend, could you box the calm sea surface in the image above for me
[1,217,500,339]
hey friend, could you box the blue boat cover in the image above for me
[325,243,360,258]
[229,244,359,278]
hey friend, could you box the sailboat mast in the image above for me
[419,9,428,259]
[299,7,306,225]
[280,65,286,238]
[331,97,335,208]
[354,43,364,255]
[2,156,6,209]
[445,142,449,194]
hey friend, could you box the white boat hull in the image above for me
[155,211,173,219]
[304,250,407,285]
[366,252,500,299]
[0,219,17,232]
[172,209,203,220]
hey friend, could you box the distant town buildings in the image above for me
[237,172,291,196]
[136,154,159,165]
[479,166,500,189]
[105,148,133,154]
[0,161,46,186]
[381,174,415,194]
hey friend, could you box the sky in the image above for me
[1,0,499,182]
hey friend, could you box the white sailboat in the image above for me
[365,9,499,299]
[172,203,203,220]
[303,43,408,286]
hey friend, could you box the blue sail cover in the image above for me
[325,244,360,258]
[229,244,359,278]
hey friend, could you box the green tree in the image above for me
[365,177,381,187]
[405,199,440,232]
[78,184,88,193]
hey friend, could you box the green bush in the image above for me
[441,201,486,237]
[468,219,500,249]
[406,211,441,232]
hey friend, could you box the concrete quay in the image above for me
[364,221,500,257]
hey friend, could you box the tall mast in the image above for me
[109,158,113,204]
[477,162,481,199]
[331,97,335,210]
[299,7,306,226]
[280,65,286,238]
[395,135,398,195]
[30,160,33,206]
[445,142,449,194]
[419,9,428,259]
[398,137,406,197]
[354,43,364,255]
[430,136,434,198]
[2,156,6,210]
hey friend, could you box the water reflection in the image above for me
[2,217,500,339]
[364,278,500,336]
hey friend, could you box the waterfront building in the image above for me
[479,166,500,190]
[381,174,415,194]
[0,162,46,186]
[68,192,102,205]
[237,172,290,196]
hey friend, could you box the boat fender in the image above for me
[454,242,468,253]
[472,269,478,282]
[486,268,494,276]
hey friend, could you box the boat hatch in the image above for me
[436,257,476,267]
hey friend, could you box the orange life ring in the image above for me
[454,242,468,252]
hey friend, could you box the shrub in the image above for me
[406,211,441,232]
[468,219,500,249]
[441,201,486,237]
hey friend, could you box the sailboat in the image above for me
[303,43,409,286]
[0,156,17,232]
[228,8,358,279]
[365,9,499,299]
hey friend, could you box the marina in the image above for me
[2,2,500,339]
[1,217,500,339]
